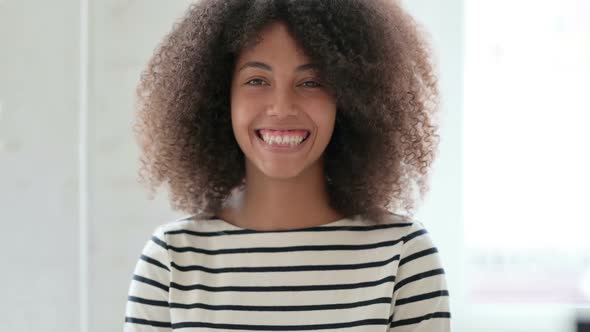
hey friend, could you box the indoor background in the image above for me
[0,0,588,331]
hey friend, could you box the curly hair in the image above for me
[133,0,440,224]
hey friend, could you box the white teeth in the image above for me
[261,134,305,146]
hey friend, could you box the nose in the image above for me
[267,88,299,119]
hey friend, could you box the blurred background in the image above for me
[0,0,588,331]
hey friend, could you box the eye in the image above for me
[301,81,322,88]
[245,78,267,86]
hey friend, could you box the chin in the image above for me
[259,165,307,181]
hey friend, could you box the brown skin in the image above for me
[220,21,344,231]
[133,0,440,225]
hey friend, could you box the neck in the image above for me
[221,159,344,231]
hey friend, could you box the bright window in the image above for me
[464,0,590,304]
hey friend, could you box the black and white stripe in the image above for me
[124,214,450,331]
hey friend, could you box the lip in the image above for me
[255,127,311,132]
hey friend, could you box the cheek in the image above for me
[230,103,258,149]
[230,95,248,129]
[230,109,248,139]
[311,103,337,133]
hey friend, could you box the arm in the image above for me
[124,225,173,331]
[389,220,451,331]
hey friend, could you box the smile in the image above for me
[254,129,311,153]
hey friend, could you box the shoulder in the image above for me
[147,213,226,246]
[156,214,193,230]
[361,208,424,230]
[146,214,206,242]
[361,209,436,247]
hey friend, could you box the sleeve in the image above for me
[389,220,451,331]
[124,225,173,331]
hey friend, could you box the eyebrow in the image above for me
[238,61,320,73]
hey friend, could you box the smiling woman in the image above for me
[133,0,440,224]
[126,0,449,331]
[227,21,340,220]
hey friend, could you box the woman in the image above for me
[125,0,450,331]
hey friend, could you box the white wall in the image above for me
[86,1,193,331]
[0,1,81,330]
[0,0,464,331]
[402,0,466,330]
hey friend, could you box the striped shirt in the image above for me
[124,213,451,331]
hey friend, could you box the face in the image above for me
[230,21,337,181]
